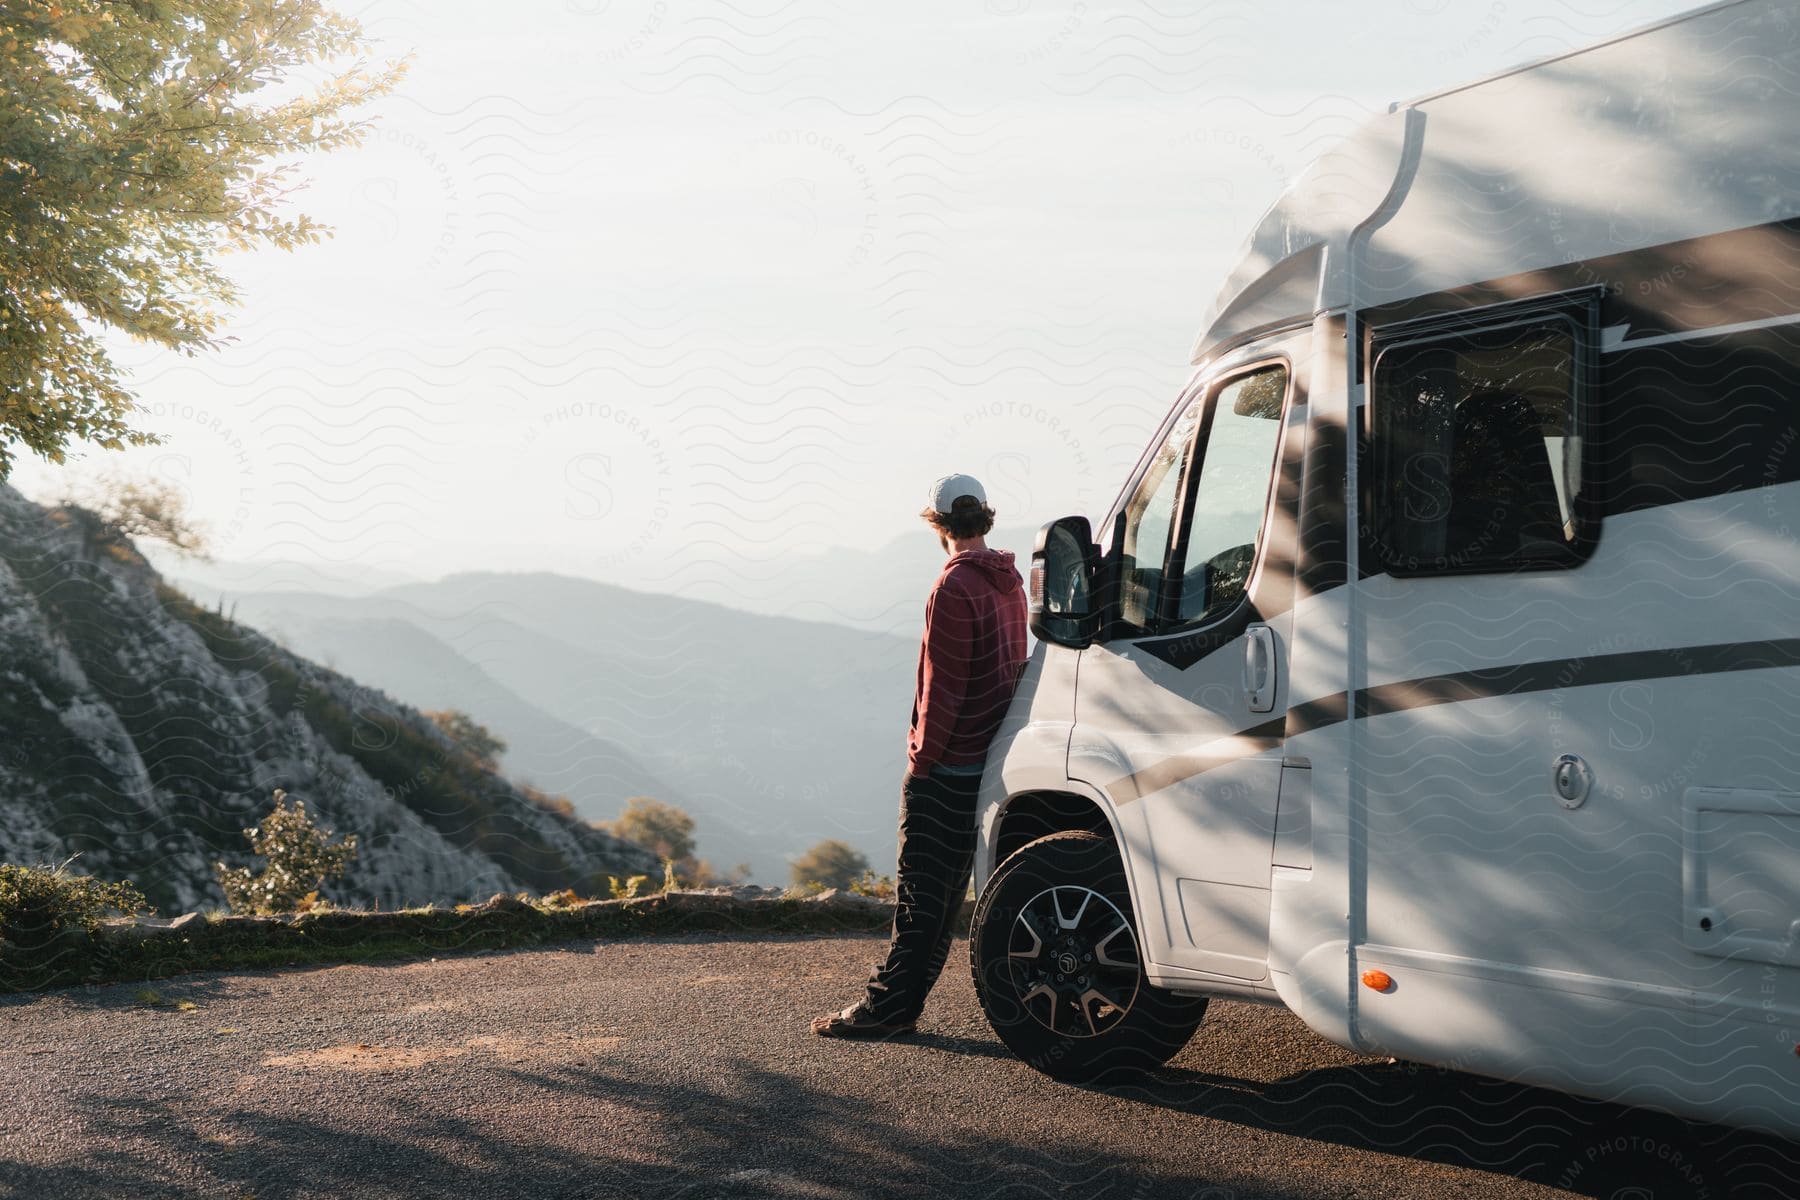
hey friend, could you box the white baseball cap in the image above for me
[927,472,987,515]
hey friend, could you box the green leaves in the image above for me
[0,856,150,955]
[0,0,406,475]
[214,787,360,915]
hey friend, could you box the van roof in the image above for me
[1389,0,1753,113]
[1189,0,1798,364]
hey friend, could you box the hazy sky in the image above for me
[12,0,1698,607]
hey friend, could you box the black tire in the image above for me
[969,830,1208,1082]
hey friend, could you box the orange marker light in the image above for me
[1361,969,1393,992]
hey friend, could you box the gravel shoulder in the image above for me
[1,932,1793,1199]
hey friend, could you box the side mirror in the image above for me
[1030,515,1103,647]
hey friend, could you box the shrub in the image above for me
[790,840,871,891]
[425,709,506,773]
[600,797,700,878]
[0,859,148,956]
[849,870,896,900]
[685,858,752,887]
[214,789,359,915]
[521,785,577,819]
[62,474,211,558]
[607,874,649,900]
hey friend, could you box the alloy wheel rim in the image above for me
[1006,885,1141,1038]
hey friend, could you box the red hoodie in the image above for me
[906,548,1029,778]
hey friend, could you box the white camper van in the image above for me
[967,0,1800,1137]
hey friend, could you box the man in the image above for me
[812,472,1029,1039]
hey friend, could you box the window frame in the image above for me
[1094,354,1293,644]
[1108,378,1210,634]
[1362,289,1603,579]
[1099,370,1209,550]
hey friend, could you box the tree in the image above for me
[0,1,405,476]
[790,840,870,891]
[689,858,752,887]
[602,797,696,867]
[426,709,506,773]
[214,788,358,915]
[63,472,210,557]
[520,784,576,820]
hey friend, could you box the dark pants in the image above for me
[860,768,983,1024]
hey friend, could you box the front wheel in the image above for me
[970,831,1208,1082]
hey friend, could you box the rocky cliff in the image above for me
[0,485,659,912]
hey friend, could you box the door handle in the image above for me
[1243,625,1276,713]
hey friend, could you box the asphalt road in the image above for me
[1,932,1794,1200]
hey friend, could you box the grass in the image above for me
[0,890,905,995]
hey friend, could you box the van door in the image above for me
[1069,333,1306,981]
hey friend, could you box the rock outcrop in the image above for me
[0,486,659,912]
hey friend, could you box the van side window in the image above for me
[1169,366,1288,626]
[1369,315,1588,574]
[1116,396,1204,629]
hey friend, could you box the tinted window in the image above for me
[1370,318,1584,574]
[1604,326,1800,514]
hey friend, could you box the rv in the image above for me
[967,0,1800,1137]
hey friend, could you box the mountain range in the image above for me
[100,518,1051,886]
[685,523,1040,635]
[164,564,936,882]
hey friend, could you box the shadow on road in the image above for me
[1081,1055,1799,1199]
[1,1063,1278,1200]
[15,1051,1787,1200]
[903,1030,1017,1061]
[833,1017,1796,1196]
[6,958,1796,1200]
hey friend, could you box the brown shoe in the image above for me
[810,1003,916,1040]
